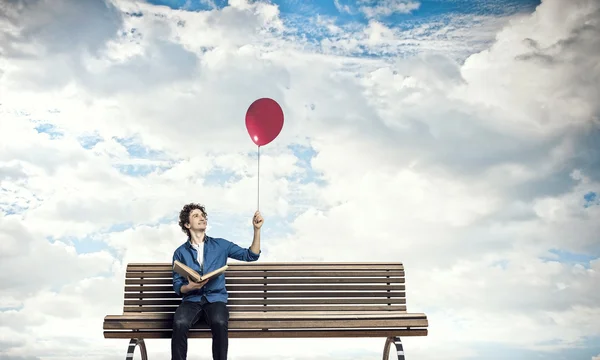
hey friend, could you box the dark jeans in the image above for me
[171,297,229,360]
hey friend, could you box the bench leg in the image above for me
[382,336,405,360]
[126,338,148,360]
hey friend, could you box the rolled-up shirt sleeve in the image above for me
[172,251,186,295]
[227,240,261,262]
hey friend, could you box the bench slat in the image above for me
[124,291,405,299]
[126,270,405,278]
[124,284,405,292]
[127,263,404,271]
[126,277,405,285]
[106,311,422,320]
[104,328,427,338]
[104,318,428,330]
[124,298,406,306]
[123,305,408,313]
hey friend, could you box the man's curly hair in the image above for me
[178,203,208,238]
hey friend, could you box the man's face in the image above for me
[186,208,207,232]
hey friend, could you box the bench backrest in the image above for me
[123,262,406,314]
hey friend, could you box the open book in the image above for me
[173,260,228,283]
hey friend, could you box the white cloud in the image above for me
[315,13,529,62]
[359,0,421,18]
[333,0,351,14]
[0,0,599,359]
[458,1,600,137]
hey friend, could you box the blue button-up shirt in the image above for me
[172,235,261,303]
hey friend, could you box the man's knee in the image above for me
[211,309,229,331]
[173,317,192,332]
[212,316,228,330]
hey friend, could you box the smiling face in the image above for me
[178,203,208,239]
[186,208,207,232]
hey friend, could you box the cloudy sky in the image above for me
[1,0,599,359]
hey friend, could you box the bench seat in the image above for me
[104,311,427,335]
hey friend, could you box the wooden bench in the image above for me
[103,262,428,359]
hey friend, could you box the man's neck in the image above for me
[189,231,205,245]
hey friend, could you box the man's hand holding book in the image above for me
[181,277,209,294]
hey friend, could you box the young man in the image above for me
[171,203,263,360]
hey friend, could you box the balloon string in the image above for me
[257,145,260,211]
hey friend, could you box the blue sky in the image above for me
[2,0,599,359]
[28,0,597,283]
[542,249,598,270]
[32,125,324,255]
[471,337,600,360]
[146,0,542,60]
[31,0,593,269]
[148,0,541,19]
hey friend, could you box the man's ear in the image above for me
[185,222,191,229]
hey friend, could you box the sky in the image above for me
[0,0,599,359]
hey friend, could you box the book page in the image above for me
[200,265,229,281]
[173,260,202,282]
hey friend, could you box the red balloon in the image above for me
[245,98,284,147]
